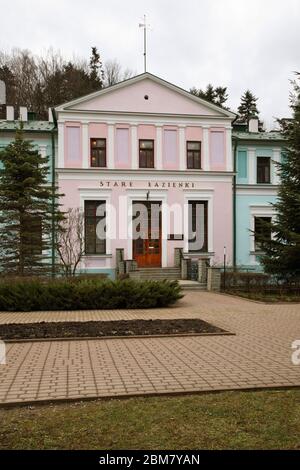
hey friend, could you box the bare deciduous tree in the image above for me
[103,59,135,87]
[56,208,84,276]
[0,47,104,118]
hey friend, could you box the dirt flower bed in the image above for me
[0,319,229,341]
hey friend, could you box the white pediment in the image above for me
[56,73,235,119]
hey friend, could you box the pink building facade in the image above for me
[55,73,235,278]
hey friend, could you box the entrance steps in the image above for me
[129,267,181,281]
[128,268,207,290]
[178,280,207,291]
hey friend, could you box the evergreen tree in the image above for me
[238,89,259,122]
[214,86,228,108]
[190,84,229,108]
[259,74,300,280]
[0,126,63,276]
[89,46,104,88]
[0,65,16,105]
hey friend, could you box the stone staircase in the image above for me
[178,280,207,291]
[129,267,181,281]
[128,267,207,290]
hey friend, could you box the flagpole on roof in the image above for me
[139,15,150,73]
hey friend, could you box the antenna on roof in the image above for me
[139,14,150,73]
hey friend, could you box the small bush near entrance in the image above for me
[0,278,183,312]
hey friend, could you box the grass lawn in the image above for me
[0,389,300,450]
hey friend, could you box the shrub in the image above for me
[0,278,183,312]
[222,271,270,290]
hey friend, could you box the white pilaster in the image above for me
[131,125,138,169]
[39,144,47,158]
[179,126,186,170]
[248,148,256,184]
[107,124,115,169]
[58,122,64,168]
[82,123,89,169]
[272,148,281,185]
[226,127,233,171]
[156,125,163,170]
[202,126,210,171]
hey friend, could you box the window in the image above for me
[90,139,106,167]
[238,150,247,179]
[139,140,154,168]
[254,216,272,252]
[187,141,201,169]
[84,201,106,254]
[188,201,208,252]
[22,215,42,255]
[257,157,271,183]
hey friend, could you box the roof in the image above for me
[232,130,285,142]
[0,120,55,132]
[55,72,236,119]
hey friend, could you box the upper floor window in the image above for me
[257,157,271,183]
[187,141,201,169]
[90,138,106,167]
[139,140,154,168]
[84,200,106,255]
[254,216,272,252]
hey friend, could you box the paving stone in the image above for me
[0,292,299,404]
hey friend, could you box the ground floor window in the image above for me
[21,215,43,255]
[188,201,208,252]
[254,216,272,251]
[84,200,106,254]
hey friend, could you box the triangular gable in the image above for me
[56,73,235,119]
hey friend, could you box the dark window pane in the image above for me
[257,157,271,183]
[186,141,201,169]
[187,141,201,151]
[188,201,208,252]
[139,140,154,168]
[194,155,201,169]
[90,139,106,167]
[84,201,106,254]
[254,217,272,251]
[140,140,153,149]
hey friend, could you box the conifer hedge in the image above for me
[0,278,183,312]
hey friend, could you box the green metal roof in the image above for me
[232,130,284,142]
[0,120,56,132]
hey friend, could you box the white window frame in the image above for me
[249,204,275,265]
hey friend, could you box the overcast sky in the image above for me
[1,0,299,128]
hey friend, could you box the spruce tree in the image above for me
[238,89,259,122]
[190,84,229,108]
[260,74,300,280]
[89,46,104,88]
[0,126,63,276]
[214,86,229,108]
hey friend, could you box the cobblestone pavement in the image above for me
[0,292,299,405]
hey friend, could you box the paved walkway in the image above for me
[0,292,299,405]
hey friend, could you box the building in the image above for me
[0,105,56,184]
[0,88,58,270]
[55,72,236,279]
[233,118,285,270]
[0,75,287,280]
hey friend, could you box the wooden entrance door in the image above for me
[132,201,162,267]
